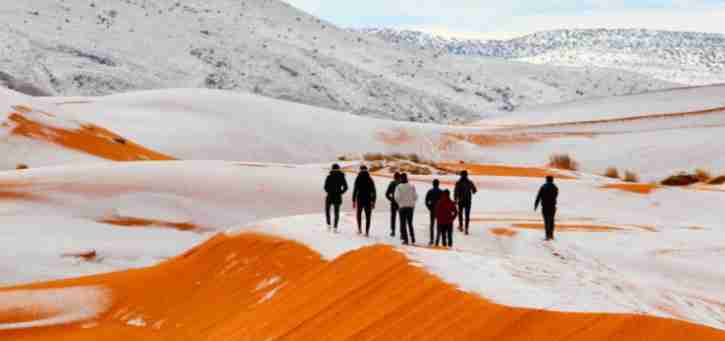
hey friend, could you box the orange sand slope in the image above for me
[602,183,660,194]
[4,105,174,161]
[2,233,724,340]
[438,162,575,179]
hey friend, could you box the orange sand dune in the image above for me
[98,216,201,232]
[441,132,595,149]
[602,183,660,194]
[438,162,576,179]
[2,233,724,340]
[512,223,623,232]
[0,190,44,202]
[376,128,415,145]
[517,106,725,129]
[5,107,174,161]
[490,228,518,237]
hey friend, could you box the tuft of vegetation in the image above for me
[661,172,700,186]
[695,169,712,183]
[604,167,620,179]
[548,153,579,171]
[16,164,29,170]
[623,170,639,183]
[397,162,432,175]
[366,161,385,173]
[362,153,386,162]
[707,175,725,185]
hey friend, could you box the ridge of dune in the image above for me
[1,233,723,340]
[3,105,174,162]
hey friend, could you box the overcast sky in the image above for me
[282,0,725,39]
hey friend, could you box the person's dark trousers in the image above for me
[446,224,454,247]
[325,196,341,228]
[428,209,436,245]
[435,226,442,246]
[399,207,416,244]
[543,207,556,240]
[356,201,373,235]
[390,203,399,237]
[457,202,472,234]
[438,223,453,247]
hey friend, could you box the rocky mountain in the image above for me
[360,28,725,85]
[0,1,676,122]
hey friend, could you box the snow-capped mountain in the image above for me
[360,28,725,85]
[0,1,676,123]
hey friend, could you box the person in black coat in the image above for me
[454,170,477,235]
[535,176,559,241]
[425,179,443,246]
[385,172,402,237]
[353,165,377,236]
[324,164,348,231]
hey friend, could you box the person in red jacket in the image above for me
[435,190,458,248]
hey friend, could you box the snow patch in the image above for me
[0,286,111,330]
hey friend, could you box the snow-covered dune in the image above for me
[0,85,720,181]
[2,161,725,334]
[0,87,173,170]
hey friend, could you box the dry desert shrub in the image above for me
[367,161,385,173]
[707,175,725,185]
[695,169,712,183]
[398,162,432,175]
[604,167,620,179]
[363,153,386,162]
[623,170,639,183]
[661,172,700,186]
[548,153,579,171]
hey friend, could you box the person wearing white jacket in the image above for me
[394,173,418,245]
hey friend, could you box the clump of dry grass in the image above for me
[604,167,620,179]
[367,161,385,173]
[661,172,700,186]
[623,170,639,183]
[707,175,725,185]
[363,153,386,162]
[695,169,712,183]
[548,153,579,171]
[398,162,433,175]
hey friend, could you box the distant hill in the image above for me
[360,28,725,85]
[0,1,675,122]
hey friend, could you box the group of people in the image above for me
[324,164,560,246]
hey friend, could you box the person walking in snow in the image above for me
[435,190,457,248]
[425,179,443,246]
[535,176,559,241]
[385,172,402,237]
[353,165,377,237]
[324,164,348,231]
[454,170,477,235]
[394,173,418,245]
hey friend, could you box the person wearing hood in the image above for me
[352,165,377,236]
[324,163,348,231]
[454,170,477,235]
[435,190,457,248]
[425,179,443,246]
[385,172,402,237]
[394,173,418,245]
